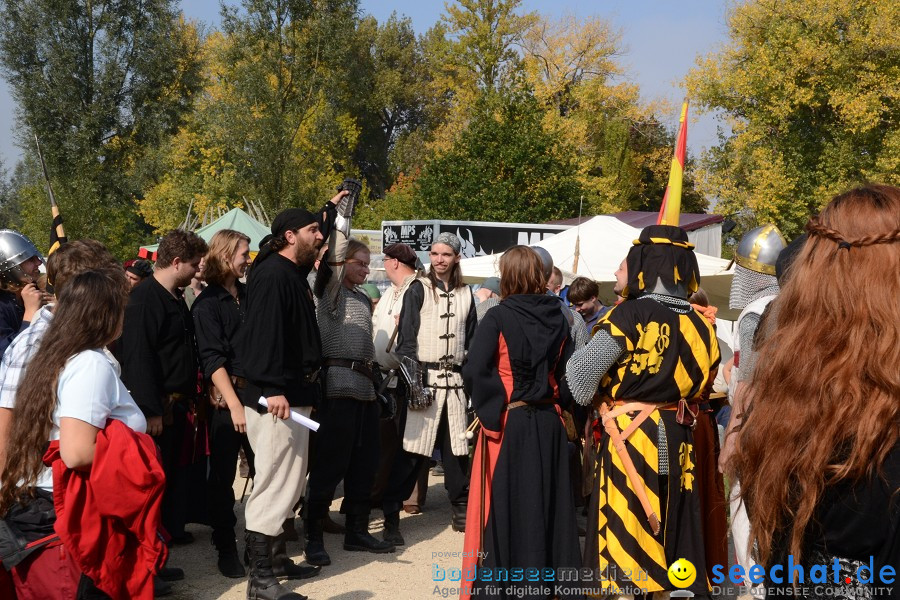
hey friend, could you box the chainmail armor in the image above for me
[316,286,376,402]
[638,293,694,314]
[657,419,668,475]
[566,329,625,406]
[730,264,779,310]
[736,312,762,383]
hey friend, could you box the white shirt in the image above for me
[36,349,146,492]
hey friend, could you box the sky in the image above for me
[0,0,731,171]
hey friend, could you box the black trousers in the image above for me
[157,400,190,539]
[382,404,469,515]
[305,397,381,519]
[206,406,254,539]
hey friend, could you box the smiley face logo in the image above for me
[668,558,696,589]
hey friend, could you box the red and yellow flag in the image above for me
[657,100,689,227]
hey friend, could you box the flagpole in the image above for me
[34,134,67,255]
[573,195,583,274]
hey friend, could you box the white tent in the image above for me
[459,215,739,318]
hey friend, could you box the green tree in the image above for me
[345,14,429,198]
[139,1,362,233]
[413,90,582,222]
[686,0,900,238]
[0,1,204,256]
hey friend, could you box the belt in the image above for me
[422,361,462,373]
[230,375,248,390]
[323,358,377,382]
[507,398,556,410]
[598,397,702,538]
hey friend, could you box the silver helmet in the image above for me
[734,224,786,276]
[0,230,43,286]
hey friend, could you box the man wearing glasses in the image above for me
[303,216,396,567]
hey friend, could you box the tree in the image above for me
[521,14,706,215]
[413,90,582,222]
[139,1,362,233]
[0,0,204,256]
[345,14,429,198]
[686,0,900,238]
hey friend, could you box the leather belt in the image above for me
[323,358,377,382]
[507,398,556,410]
[422,361,462,373]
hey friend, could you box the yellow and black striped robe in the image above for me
[585,296,719,596]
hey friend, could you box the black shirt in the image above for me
[237,253,322,408]
[396,278,477,361]
[191,282,247,380]
[767,443,900,599]
[0,290,26,357]
[116,276,199,417]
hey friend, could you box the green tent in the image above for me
[139,208,270,259]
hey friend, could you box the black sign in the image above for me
[382,220,570,259]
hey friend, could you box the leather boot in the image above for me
[271,531,321,580]
[212,529,245,579]
[450,502,467,533]
[245,530,307,600]
[303,518,331,566]
[343,513,395,553]
[382,511,405,546]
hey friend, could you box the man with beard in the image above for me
[116,229,208,583]
[238,195,343,600]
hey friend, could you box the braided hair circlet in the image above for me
[805,216,900,251]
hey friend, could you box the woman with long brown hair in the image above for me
[731,184,900,597]
[460,245,582,600]
[0,268,149,598]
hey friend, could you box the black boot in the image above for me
[272,532,321,580]
[344,513,395,553]
[382,511,405,546]
[321,514,345,534]
[245,531,307,600]
[212,529,245,579]
[303,518,331,566]
[281,517,299,542]
[451,502,467,533]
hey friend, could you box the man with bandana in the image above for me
[395,232,477,532]
[566,225,720,599]
[237,194,345,600]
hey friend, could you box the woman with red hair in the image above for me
[731,185,900,599]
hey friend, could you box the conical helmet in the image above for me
[734,224,786,276]
[0,230,43,285]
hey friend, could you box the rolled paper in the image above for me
[258,397,320,431]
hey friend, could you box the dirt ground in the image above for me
[165,471,752,600]
[166,472,482,600]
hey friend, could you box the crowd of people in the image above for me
[0,183,896,600]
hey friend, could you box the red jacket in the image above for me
[43,419,167,600]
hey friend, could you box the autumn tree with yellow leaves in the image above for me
[686,0,900,238]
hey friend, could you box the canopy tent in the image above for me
[138,208,271,260]
[459,215,739,319]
